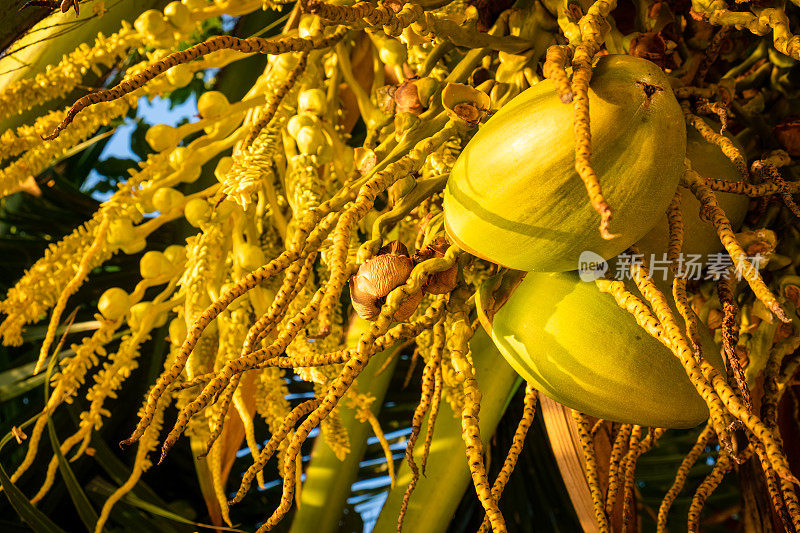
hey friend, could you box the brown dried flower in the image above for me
[394,79,424,115]
[349,241,423,321]
[629,32,668,69]
[774,117,800,157]
[414,237,458,295]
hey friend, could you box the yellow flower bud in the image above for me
[169,147,189,170]
[146,124,179,152]
[378,38,407,66]
[176,163,202,183]
[135,10,169,38]
[197,91,229,119]
[129,302,168,330]
[139,251,174,279]
[121,237,147,255]
[184,198,211,227]
[166,63,195,88]
[214,156,234,182]
[163,244,186,266]
[152,187,184,213]
[294,126,327,155]
[287,114,316,139]
[98,288,131,321]
[164,1,194,33]
[298,89,327,116]
[215,199,240,220]
[168,317,188,345]
[235,243,266,271]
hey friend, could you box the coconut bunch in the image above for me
[0,0,800,532]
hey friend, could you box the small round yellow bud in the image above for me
[164,1,194,33]
[294,126,327,155]
[152,187,184,213]
[184,198,211,227]
[129,302,168,330]
[197,91,229,119]
[378,39,407,66]
[166,63,195,88]
[121,237,148,255]
[135,10,169,38]
[98,288,131,321]
[169,147,188,170]
[139,251,174,279]
[298,89,327,116]
[235,243,266,271]
[214,156,234,182]
[287,114,316,139]
[163,245,186,266]
[145,124,179,152]
[168,317,188,344]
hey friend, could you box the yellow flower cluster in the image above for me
[222,99,295,209]
[0,22,141,122]
[691,1,800,60]
[0,148,173,345]
[0,216,114,346]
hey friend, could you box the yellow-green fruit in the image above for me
[444,55,686,272]
[486,271,724,428]
[152,187,184,213]
[139,251,174,279]
[98,288,131,321]
[635,126,750,258]
[184,198,211,227]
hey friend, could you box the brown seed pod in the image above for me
[349,241,423,321]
